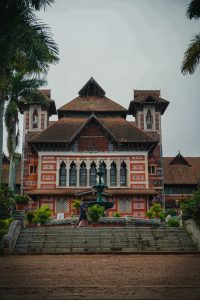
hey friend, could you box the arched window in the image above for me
[110,161,117,186]
[90,162,97,186]
[120,161,127,186]
[59,161,66,186]
[32,108,39,128]
[146,109,153,129]
[101,161,107,185]
[69,161,77,186]
[80,161,87,186]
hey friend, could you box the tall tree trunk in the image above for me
[8,122,16,192]
[0,96,5,185]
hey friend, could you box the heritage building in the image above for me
[20,78,171,217]
[163,153,200,208]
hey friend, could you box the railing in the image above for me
[2,220,22,254]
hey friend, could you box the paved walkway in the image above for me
[0,255,200,299]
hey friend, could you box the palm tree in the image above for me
[0,0,59,183]
[5,71,47,191]
[181,0,200,75]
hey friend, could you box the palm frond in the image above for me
[10,8,59,73]
[186,0,200,20]
[29,0,54,11]
[181,34,200,75]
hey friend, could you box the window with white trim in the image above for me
[148,165,156,174]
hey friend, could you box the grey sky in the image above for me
[4,0,200,157]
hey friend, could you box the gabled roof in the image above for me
[57,78,127,118]
[29,114,157,145]
[163,155,200,185]
[128,90,169,116]
[169,152,191,166]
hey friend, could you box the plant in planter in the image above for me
[87,204,105,224]
[146,203,165,221]
[32,205,52,225]
[15,195,29,210]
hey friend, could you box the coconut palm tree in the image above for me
[5,71,47,191]
[0,0,59,183]
[181,0,200,75]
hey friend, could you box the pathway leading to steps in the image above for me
[0,255,200,299]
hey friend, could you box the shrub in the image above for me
[167,217,180,227]
[0,218,13,256]
[180,189,200,224]
[32,205,52,225]
[146,203,165,220]
[0,218,13,230]
[87,205,104,223]
[26,211,35,224]
[113,212,121,217]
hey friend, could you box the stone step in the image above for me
[17,236,191,243]
[13,246,198,254]
[14,226,198,254]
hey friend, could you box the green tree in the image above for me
[0,186,15,219]
[5,71,47,191]
[181,0,200,75]
[0,0,59,183]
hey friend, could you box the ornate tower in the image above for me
[128,90,169,203]
[20,89,57,194]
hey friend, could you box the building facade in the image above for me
[21,78,171,218]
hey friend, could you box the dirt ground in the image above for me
[0,254,200,300]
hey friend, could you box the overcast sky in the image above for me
[4,0,200,157]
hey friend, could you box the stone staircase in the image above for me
[13,226,198,254]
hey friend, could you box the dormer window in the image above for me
[146,109,153,129]
[32,109,39,128]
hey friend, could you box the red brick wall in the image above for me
[77,123,109,151]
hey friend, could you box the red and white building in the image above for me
[20,78,170,218]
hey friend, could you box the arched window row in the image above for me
[58,160,127,187]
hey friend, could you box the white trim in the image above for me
[37,151,148,156]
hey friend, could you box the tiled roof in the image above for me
[98,117,157,143]
[58,96,127,113]
[58,78,127,116]
[163,156,200,185]
[29,117,87,143]
[29,115,157,144]
[129,90,169,115]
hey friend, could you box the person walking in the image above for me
[74,200,89,227]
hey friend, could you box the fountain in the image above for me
[86,162,114,210]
